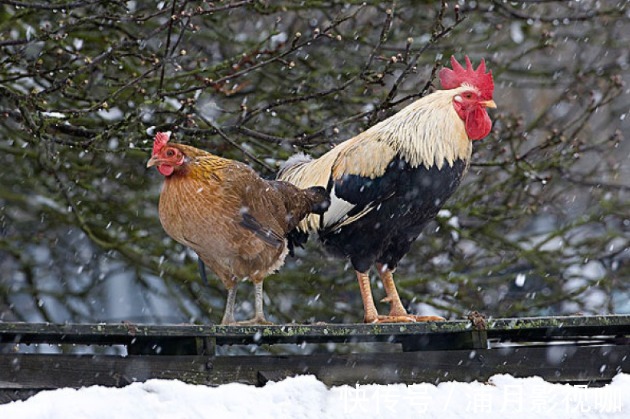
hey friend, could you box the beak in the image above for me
[481,99,497,109]
[146,155,159,168]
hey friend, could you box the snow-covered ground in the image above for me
[1,374,628,419]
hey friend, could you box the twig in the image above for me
[0,0,102,10]
[196,113,273,172]
[158,0,179,95]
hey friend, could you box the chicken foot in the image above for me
[376,264,445,322]
[219,278,273,325]
[356,270,415,323]
[237,280,272,325]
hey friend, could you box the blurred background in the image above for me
[0,0,628,325]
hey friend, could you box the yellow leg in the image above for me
[377,264,407,316]
[357,269,416,324]
[376,263,445,322]
[356,271,380,323]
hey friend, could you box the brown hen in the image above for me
[147,132,328,325]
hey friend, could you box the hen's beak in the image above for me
[481,99,497,109]
[146,155,159,168]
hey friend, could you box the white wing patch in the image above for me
[332,204,375,230]
[322,185,395,230]
[321,185,356,228]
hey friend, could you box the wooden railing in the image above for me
[1,315,629,403]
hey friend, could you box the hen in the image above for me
[147,132,329,325]
[278,56,496,323]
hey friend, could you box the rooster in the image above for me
[147,132,329,325]
[278,56,496,323]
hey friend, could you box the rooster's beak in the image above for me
[481,99,497,109]
[146,155,159,168]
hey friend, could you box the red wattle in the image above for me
[158,164,174,176]
[465,108,492,140]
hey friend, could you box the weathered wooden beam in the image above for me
[398,331,488,351]
[0,354,209,389]
[0,315,629,404]
[1,343,627,391]
[0,390,38,405]
[246,344,630,387]
[1,315,629,350]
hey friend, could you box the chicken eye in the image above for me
[165,149,175,157]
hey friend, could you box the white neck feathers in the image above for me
[363,88,472,169]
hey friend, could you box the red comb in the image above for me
[152,131,171,155]
[439,56,494,100]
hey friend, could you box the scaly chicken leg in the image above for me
[356,270,416,323]
[220,276,272,325]
[221,280,238,325]
[376,264,445,322]
[237,280,272,325]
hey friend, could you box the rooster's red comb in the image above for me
[439,56,494,100]
[152,131,171,155]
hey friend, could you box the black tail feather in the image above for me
[198,258,209,286]
[287,229,310,257]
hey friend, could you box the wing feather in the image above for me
[321,141,400,231]
[278,134,399,233]
[321,185,357,228]
[239,212,284,248]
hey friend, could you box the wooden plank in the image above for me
[0,323,209,346]
[0,390,39,405]
[0,315,628,399]
[486,315,630,342]
[399,331,487,351]
[2,343,626,391]
[206,314,630,345]
[1,315,628,349]
[0,354,210,389]
[208,344,630,387]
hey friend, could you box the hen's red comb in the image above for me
[152,131,171,155]
[439,56,494,100]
